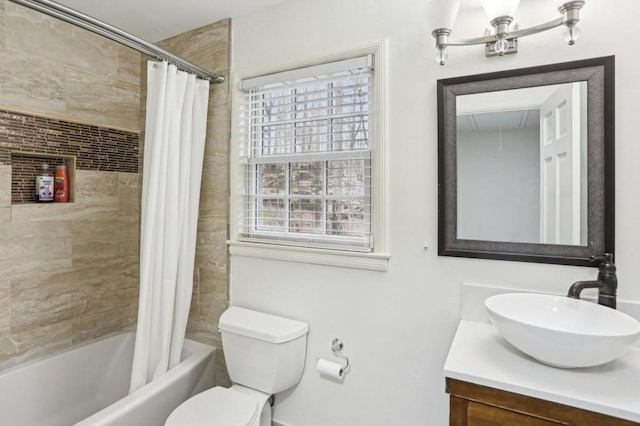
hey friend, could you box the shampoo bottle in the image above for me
[54,164,69,202]
[36,163,54,202]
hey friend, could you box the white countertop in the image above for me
[444,320,640,423]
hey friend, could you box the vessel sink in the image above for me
[485,293,640,368]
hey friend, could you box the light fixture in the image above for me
[430,0,585,66]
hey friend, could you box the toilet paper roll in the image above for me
[316,359,345,379]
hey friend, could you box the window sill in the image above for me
[227,240,389,272]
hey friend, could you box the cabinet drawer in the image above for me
[467,401,561,426]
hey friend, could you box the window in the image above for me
[231,43,388,271]
[238,56,375,252]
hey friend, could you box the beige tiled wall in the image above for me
[0,168,140,369]
[0,0,142,370]
[0,0,140,131]
[155,20,231,386]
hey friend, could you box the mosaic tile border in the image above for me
[0,110,139,172]
[0,110,139,203]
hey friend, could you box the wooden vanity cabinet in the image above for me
[447,378,639,426]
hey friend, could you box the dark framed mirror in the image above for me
[437,56,614,266]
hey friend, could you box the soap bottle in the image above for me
[54,164,69,202]
[36,163,54,202]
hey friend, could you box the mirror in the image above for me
[437,57,614,266]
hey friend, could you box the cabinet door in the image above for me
[467,401,562,426]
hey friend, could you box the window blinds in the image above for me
[238,55,375,251]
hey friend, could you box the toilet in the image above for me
[165,306,309,426]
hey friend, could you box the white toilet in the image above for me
[165,306,309,426]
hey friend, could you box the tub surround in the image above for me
[0,0,231,378]
[0,0,142,370]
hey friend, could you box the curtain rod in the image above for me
[9,0,225,83]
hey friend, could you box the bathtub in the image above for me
[0,332,216,426]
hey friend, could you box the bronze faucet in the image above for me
[567,254,617,309]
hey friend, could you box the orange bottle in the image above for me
[54,164,69,202]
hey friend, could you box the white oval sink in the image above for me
[485,293,640,368]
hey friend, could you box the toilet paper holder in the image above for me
[331,338,350,372]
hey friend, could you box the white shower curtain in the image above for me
[129,61,210,394]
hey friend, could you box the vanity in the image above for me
[444,321,640,425]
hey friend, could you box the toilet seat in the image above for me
[165,386,259,426]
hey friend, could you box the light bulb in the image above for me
[435,48,448,66]
[482,0,520,20]
[563,25,580,45]
[426,0,460,31]
[494,38,509,55]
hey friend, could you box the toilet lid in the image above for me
[165,387,258,426]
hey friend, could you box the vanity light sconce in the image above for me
[430,0,585,66]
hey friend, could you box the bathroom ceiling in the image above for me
[52,0,486,43]
[458,109,540,132]
[50,0,491,43]
[53,0,293,42]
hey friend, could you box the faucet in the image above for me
[567,253,617,309]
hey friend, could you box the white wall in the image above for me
[230,1,640,425]
[457,126,540,243]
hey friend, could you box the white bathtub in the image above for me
[0,332,216,426]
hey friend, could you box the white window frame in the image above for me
[229,40,389,271]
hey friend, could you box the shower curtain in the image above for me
[129,61,210,393]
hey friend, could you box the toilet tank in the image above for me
[218,307,309,395]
